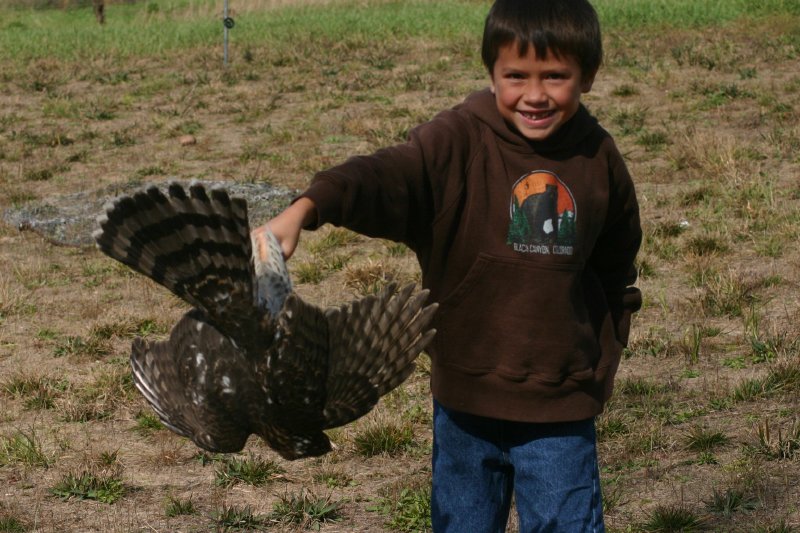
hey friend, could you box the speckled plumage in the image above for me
[93,182,437,460]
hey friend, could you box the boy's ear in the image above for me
[581,69,598,93]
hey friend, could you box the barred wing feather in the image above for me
[130,311,252,453]
[321,283,438,427]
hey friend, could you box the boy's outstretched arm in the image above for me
[252,197,317,261]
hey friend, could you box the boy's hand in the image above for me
[252,197,316,261]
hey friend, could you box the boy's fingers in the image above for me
[254,223,297,261]
[250,226,272,263]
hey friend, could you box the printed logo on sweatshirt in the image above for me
[507,171,576,256]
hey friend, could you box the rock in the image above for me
[2,181,298,248]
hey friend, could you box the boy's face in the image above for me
[490,42,594,142]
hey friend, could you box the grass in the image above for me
[353,421,416,458]
[313,468,354,489]
[50,470,125,504]
[51,334,111,360]
[641,504,708,532]
[60,367,135,422]
[1,0,800,530]
[1,373,66,410]
[133,411,164,435]
[0,429,53,468]
[270,489,344,529]
[164,495,196,517]
[684,427,730,452]
[345,260,402,295]
[211,504,266,531]
[371,485,432,533]
[0,0,487,63]
[0,508,27,533]
[1,0,797,65]
[214,455,285,487]
[706,487,759,517]
[90,317,168,339]
[756,419,800,460]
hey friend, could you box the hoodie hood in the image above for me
[458,88,598,155]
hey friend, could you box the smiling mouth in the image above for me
[519,110,556,122]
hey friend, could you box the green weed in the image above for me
[706,487,759,517]
[731,377,775,403]
[681,324,704,364]
[612,84,639,97]
[756,419,800,460]
[701,270,756,318]
[354,421,416,458]
[371,485,431,533]
[0,429,53,468]
[270,489,343,529]
[597,413,631,439]
[164,495,196,517]
[641,504,707,532]
[61,367,134,422]
[766,361,800,392]
[0,509,27,533]
[293,261,327,284]
[5,376,65,412]
[211,505,266,531]
[307,228,361,255]
[625,328,674,358]
[685,235,729,256]
[616,377,672,397]
[50,471,125,504]
[97,450,119,467]
[214,455,285,487]
[134,411,164,435]
[610,106,646,136]
[385,241,411,257]
[90,318,167,340]
[313,468,354,489]
[52,334,111,360]
[684,427,730,452]
[637,130,669,151]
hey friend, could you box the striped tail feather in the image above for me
[93,182,257,326]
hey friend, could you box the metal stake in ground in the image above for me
[223,0,235,67]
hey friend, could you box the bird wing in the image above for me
[321,283,438,428]
[130,310,252,453]
[93,182,260,336]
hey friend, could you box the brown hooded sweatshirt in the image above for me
[300,88,642,423]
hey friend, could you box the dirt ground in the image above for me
[1,5,800,533]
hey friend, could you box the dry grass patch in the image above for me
[1,2,800,531]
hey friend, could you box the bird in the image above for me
[92,181,437,460]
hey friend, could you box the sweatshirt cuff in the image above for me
[295,178,342,230]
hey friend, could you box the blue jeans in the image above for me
[431,401,604,533]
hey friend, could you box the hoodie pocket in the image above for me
[433,253,600,385]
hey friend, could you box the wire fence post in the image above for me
[222,0,236,67]
[223,0,229,66]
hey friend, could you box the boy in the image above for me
[254,0,641,530]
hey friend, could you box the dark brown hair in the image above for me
[481,0,603,78]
